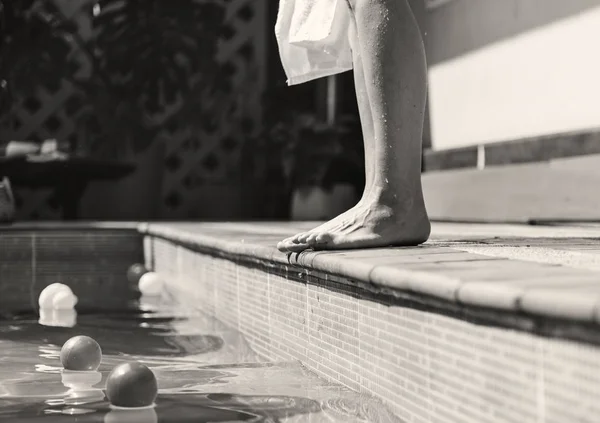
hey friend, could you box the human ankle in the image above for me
[369,180,422,205]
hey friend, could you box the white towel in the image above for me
[275,0,353,85]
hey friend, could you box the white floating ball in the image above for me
[138,272,164,296]
[39,283,72,309]
[53,289,78,309]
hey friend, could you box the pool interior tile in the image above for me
[0,233,34,308]
[268,270,309,363]
[32,230,144,309]
[238,266,272,359]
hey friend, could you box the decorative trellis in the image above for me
[159,0,267,218]
[0,0,91,220]
[0,0,267,220]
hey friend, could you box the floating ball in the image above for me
[39,283,72,309]
[60,336,102,371]
[138,272,164,296]
[106,362,158,408]
[127,263,149,284]
[52,289,78,309]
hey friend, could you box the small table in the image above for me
[0,154,136,219]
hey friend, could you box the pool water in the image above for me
[0,297,401,422]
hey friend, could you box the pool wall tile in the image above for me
[149,237,600,423]
[268,270,309,363]
[541,339,600,422]
[1,230,143,311]
[143,236,153,270]
[214,257,240,329]
[238,266,271,359]
[153,238,179,278]
[0,233,34,308]
[307,277,361,392]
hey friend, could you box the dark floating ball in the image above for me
[60,335,102,371]
[106,362,158,408]
[127,263,149,284]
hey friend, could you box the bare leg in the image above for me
[283,18,377,245]
[278,0,430,252]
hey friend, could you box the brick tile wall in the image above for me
[0,233,34,308]
[1,230,144,311]
[150,239,600,423]
[238,265,271,359]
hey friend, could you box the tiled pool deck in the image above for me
[3,221,600,422]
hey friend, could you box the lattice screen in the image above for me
[159,0,267,219]
[0,1,92,220]
[0,0,267,220]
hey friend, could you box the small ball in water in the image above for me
[39,283,72,309]
[60,336,102,371]
[106,362,158,408]
[127,263,149,284]
[52,289,78,309]
[138,272,164,296]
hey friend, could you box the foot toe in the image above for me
[315,232,333,245]
[278,236,299,251]
[297,232,312,243]
[285,242,311,253]
[306,233,319,245]
[277,235,313,252]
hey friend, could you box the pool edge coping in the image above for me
[137,222,600,333]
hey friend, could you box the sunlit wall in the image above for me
[426,1,600,150]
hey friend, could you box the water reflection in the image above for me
[104,406,158,423]
[3,312,225,357]
[60,371,104,406]
[138,294,165,312]
[1,308,404,422]
[4,393,322,422]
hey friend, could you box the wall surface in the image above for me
[0,228,143,311]
[426,0,600,149]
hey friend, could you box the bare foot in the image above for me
[277,194,430,252]
[282,192,369,247]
